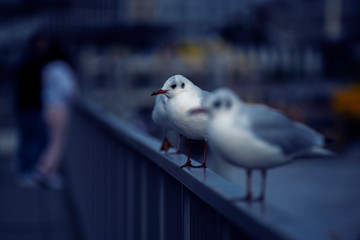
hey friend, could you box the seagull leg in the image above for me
[244,169,252,201]
[232,169,252,201]
[177,134,182,153]
[254,169,267,202]
[170,134,183,154]
[179,139,193,168]
[160,130,173,153]
[192,140,208,168]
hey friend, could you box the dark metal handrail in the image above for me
[64,98,328,240]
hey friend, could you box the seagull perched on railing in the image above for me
[152,94,175,153]
[190,88,334,201]
[151,75,212,168]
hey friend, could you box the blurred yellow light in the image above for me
[333,84,360,120]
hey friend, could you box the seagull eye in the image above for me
[181,83,185,88]
[213,100,221,109]
[226,100,232,109]
[171,84,177,89]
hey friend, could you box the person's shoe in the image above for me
[44,173,64,190]
[17,174,39,189]
[33,171,64,190]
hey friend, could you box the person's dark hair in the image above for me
[24,30,71,63]
[22,31,50,62]
[44,42,69,62]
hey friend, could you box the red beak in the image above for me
[188,108,209,115]
[151,89,168,96]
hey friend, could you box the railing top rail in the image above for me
[73,98,329,240]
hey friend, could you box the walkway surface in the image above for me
[0,129,77,240]
[208,140,360,240]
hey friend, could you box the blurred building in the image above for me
[0,0,359,145]
[1,0,359,71]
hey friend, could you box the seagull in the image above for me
[152,94,183,154]
[152,94,174,153]
[151,75,212,168]
[190,88,334,201]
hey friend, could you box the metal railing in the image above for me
[63,99,327,240]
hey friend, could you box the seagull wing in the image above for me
[152,95,173,129]
[239,104,325,157]
[200,90,213,107]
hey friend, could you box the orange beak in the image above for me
[151,89,168,96]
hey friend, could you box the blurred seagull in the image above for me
[190,88,334,201]
[151,75,212,168]
[152,94,174,153]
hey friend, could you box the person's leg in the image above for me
[38,107,68,175]
[17,110,48,175]
[32,111,49,169]
[16,109,48,187]
[16,111,29,174]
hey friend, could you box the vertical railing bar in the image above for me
[121,146,128,240]
[97,129,103,239]
[183,187,190,240]
[112,141,119,240]
[126,151,134,240]
[159,174,165,240]
[89,122,95,240]
[141,160,147,240]
[220,216,230,240]
[106,140,113,240]
[95,128,102,240]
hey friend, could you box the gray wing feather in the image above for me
[200,90,213,107]
[241,105,324,156]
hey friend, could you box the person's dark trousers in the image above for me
[17,109,48,175]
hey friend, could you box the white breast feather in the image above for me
[209,114,288,169]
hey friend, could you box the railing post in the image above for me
[126,153,134,240]
[140,159,147,240]
[64,99,330,240]
[159,174,165,240]
[183,187,190,240]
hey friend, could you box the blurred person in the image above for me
[15,32,50,187]
[36,41,77,189]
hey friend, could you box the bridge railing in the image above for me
[63,98,326,240]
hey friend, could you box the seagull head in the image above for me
[189,88,242,116]
[151,75,193,98]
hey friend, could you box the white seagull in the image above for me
[152,94,174,153]
[190,88,333,201]
[151,75,212,168]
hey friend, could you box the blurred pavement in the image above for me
[0,137,77,240]
[211,142,360,240]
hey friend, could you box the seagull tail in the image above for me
[308,146,336,157]
[293,146,336,160]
